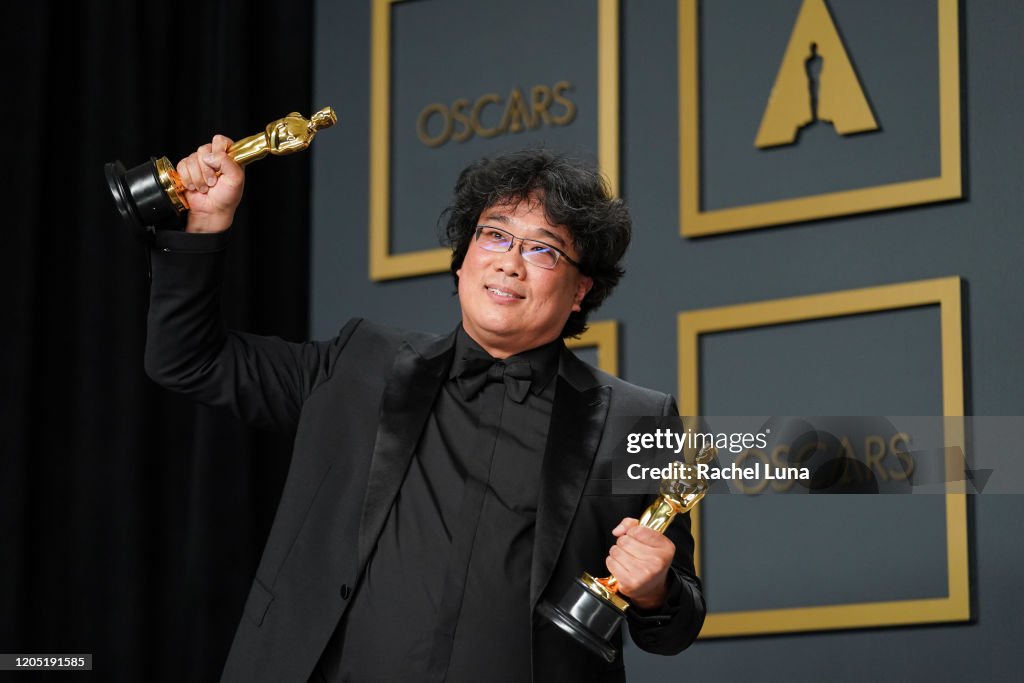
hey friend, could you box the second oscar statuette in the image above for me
[537,444,716,662]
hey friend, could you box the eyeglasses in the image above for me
[473,226,580,270]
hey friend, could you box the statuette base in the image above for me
[537,575,626,663]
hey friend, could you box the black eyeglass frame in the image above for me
[472,225,581,269]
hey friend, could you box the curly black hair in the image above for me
[442,149,632,338]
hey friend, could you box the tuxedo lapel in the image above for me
[356,331,456,570]
[529,350,610,607]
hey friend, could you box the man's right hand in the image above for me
[177,134,245,234]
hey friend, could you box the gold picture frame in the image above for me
[370,0,621,280]
[678,277,969,637]
[679,0,962,237]
[566,319,619,376]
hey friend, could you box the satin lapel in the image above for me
[356,333,455,570]
[529,352,611,607]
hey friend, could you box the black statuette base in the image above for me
[537,578,624,663]
[105,158,179,236]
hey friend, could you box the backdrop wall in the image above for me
[312,1,1023,680]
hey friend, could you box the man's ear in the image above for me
[572,276,594,313]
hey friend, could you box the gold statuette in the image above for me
[226,108,338,167]
[537,444,716,662]
[104,107,337,234]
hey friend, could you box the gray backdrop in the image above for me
[311,1,1024,680]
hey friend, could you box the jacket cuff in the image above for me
[626,570,683,628]
[153,228,231,253]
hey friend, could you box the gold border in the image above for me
[370,0,621,280]
[679,0,961,237]
[678,277,969,637]
[566,319,619,376]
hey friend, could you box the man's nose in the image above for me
[494,240,526,278]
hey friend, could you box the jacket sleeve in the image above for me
[625,393,707,654]
[143,229,361,433]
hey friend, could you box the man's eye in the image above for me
[527,243,550,253]
[485,230,507,241]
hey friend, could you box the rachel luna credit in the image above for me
[627,462,810,482]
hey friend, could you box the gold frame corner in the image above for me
[678,0,961,237]
[678,276,969,638]
[369,0,622,280]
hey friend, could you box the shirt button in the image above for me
[339,584,352,600]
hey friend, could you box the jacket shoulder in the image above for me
[561,347,675,415]
[334,318,444,352]
[321,319,450,378]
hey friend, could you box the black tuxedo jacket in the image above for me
[144,232,705,682]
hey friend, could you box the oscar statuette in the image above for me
[537,444,716,662]
[104,107,337,234]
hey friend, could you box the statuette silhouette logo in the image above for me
[755,0,878,148]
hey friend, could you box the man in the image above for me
[146,136,705,682]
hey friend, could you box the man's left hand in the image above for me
[605,517,675,610]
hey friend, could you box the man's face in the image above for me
[457,196,593,358]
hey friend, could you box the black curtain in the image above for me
[4,2,313,679]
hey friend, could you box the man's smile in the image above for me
[485,285,526,300]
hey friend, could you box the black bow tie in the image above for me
[455,349,533,403]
